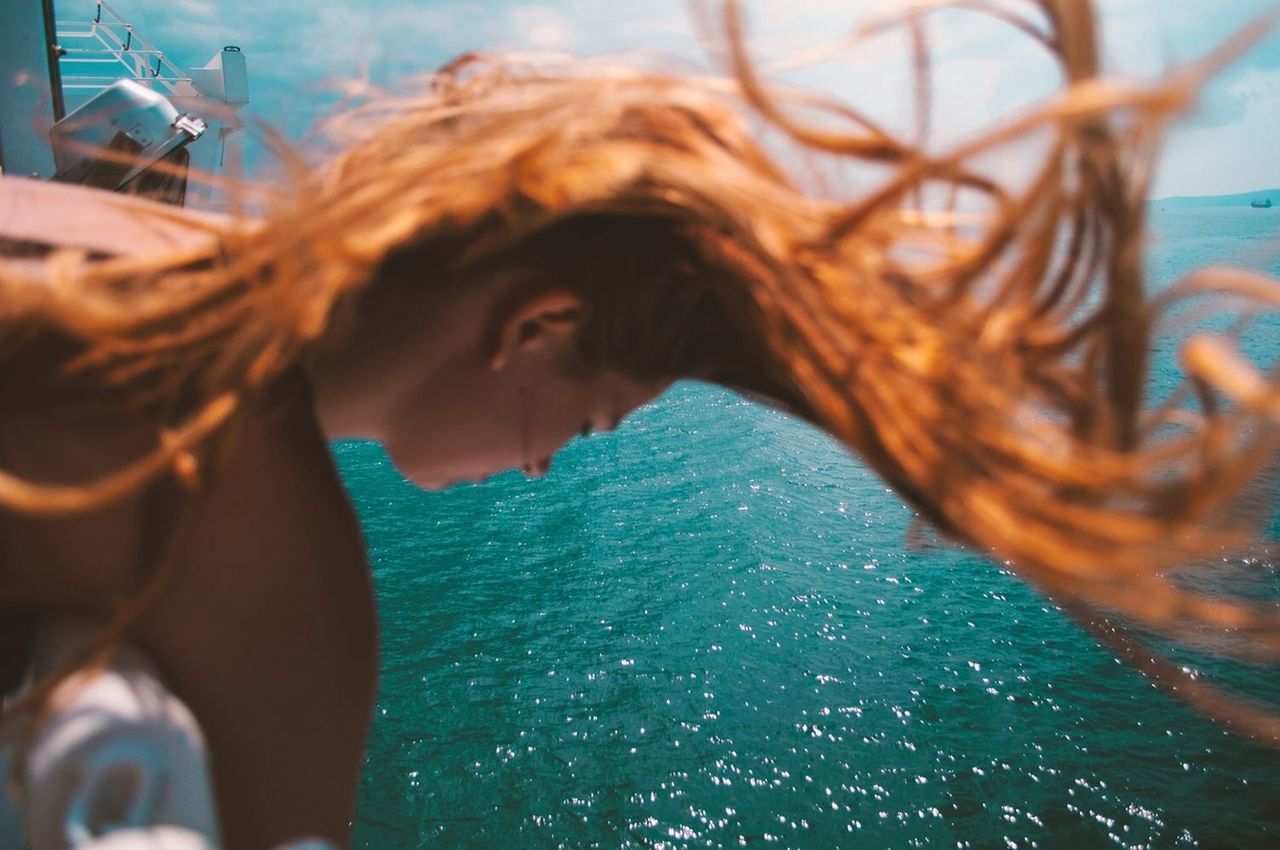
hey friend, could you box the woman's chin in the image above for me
[405,471,450,491]
[414,473,490,491]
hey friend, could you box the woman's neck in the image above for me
[303,279,489,443]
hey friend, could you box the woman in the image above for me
[2,1,1278,847]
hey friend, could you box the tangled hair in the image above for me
[2,1,1279,741]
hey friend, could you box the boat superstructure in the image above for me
[0,0,249,206]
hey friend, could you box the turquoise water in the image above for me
[340,208,1280,849]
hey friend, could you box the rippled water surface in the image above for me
[341,208,1280,848]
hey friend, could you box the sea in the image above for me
[336,207,1280,849]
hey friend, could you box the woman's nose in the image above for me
[523,456,552,478]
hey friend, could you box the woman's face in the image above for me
[385,364,669,491]
[368,283,671,491]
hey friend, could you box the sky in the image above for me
[58,0,1280,198]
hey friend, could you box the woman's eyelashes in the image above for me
[579,421,592,438]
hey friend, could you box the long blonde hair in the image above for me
[2,1,1278,741]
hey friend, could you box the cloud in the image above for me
[509,5,571,50]
[1232,66,1280,105]
[1158,65,1280,196]
[165,0,216,19]
[1176,44,1280,128]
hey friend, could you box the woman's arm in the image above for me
[130,382,377,850]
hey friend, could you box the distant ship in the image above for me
[1251,199,1273,208]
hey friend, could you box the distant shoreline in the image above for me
[1150,189,1279,208]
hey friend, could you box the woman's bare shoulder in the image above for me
[0,373,368,614]
[0,176,246,258]
[183,374,369,578]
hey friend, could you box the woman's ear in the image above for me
[489,290,584,370]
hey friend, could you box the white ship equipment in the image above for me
[0,0,250,206]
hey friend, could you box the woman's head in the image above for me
[312,231,676,489]
[288,65,825,488]
[333,211,812,488]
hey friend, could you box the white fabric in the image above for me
[50,827,214,850]
[0,619,220,850]
[1,619,339,850]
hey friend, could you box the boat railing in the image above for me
[54,0,192,97]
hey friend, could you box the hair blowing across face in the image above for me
[2,1,1280,741]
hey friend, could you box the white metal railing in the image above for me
[55,0,191,95]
